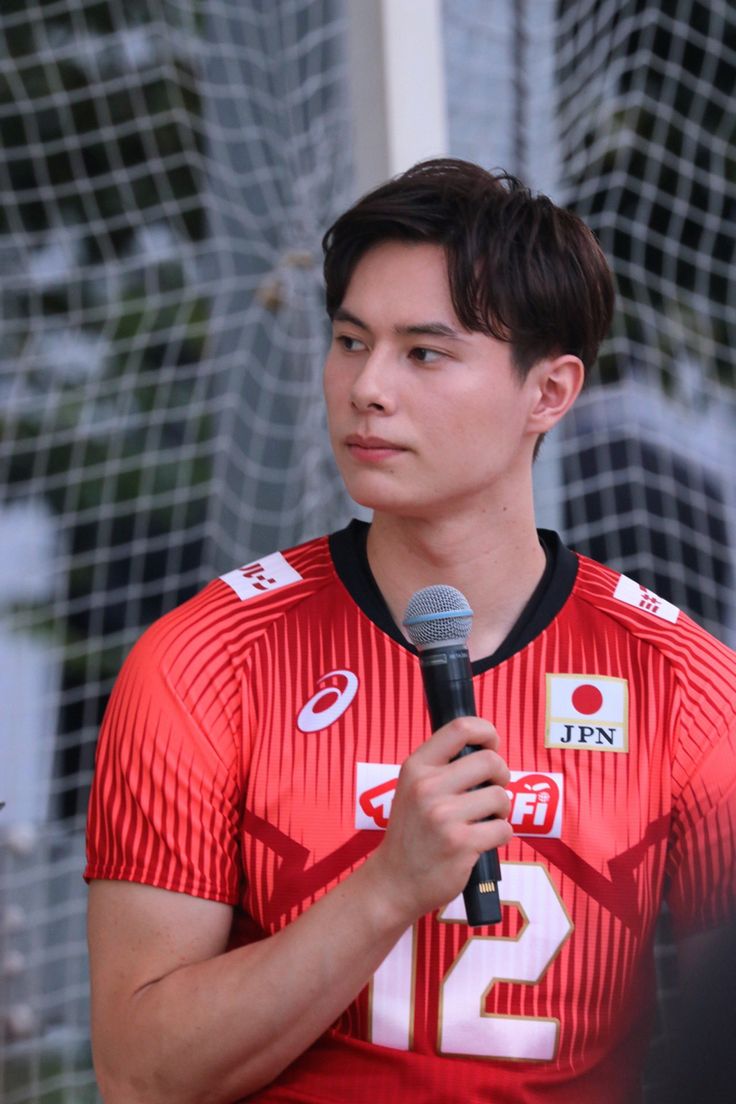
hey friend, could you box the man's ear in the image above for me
[526,354,584,436]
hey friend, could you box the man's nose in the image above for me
[350,346,397,413]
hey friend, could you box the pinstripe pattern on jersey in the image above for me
[85,531,736,1101]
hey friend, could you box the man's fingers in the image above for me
[405,717,510,792]
[449,747,511,792]
[460,781,512,825]
[414,715,502,765]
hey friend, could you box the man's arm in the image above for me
[88,715,512,1104]
[88,862,407,1104]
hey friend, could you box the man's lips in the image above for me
[345,435,407,459]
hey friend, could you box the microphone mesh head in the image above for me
[403,585,473,649]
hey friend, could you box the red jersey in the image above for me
[85,522,736,1103]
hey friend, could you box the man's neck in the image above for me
[366,510,547,663]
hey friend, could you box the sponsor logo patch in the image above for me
[220,552,302,600]
[613,575,679,623]
[356,763,399,830]
[506,771,563,836]
[297,670,359,733]
[546,674,628,752]
[356,765,564,837]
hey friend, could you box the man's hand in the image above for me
[366,716,513,925]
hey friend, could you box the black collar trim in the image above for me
[328,519,578,673]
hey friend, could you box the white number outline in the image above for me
[369,862,574,1062]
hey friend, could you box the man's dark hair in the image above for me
[322,158,615,377]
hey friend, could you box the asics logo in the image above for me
[296,669,359,732]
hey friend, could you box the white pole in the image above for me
[345,0,448,198]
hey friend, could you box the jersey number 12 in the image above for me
[369,862,573,1061]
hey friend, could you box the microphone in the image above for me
[403,585,502,927]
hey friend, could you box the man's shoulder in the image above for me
[134,531,339,677]
[570,549,736,683]
[215,531,335,610]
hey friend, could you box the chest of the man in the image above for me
[239,607,673,936]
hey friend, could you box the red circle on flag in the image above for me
[572,683,604,715]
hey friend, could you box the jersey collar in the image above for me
[328,520,579,674]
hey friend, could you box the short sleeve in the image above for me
[84,616,243,905]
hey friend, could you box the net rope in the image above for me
[1,3,352,1099]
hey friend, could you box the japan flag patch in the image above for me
[546,674,629,752]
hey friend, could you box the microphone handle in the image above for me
[418,645,502,927]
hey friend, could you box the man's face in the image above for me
[323,240,543,523]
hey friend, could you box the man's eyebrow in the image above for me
[332,307,369,329]
[332,307,467,341]
[400,322,466,340]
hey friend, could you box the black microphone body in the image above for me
[416,640,503,927]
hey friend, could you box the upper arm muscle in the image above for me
[87,880,233,1006]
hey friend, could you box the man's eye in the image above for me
[337,335,366,352]
[411,347,442,364]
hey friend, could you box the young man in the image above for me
[86,159,736,1103]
